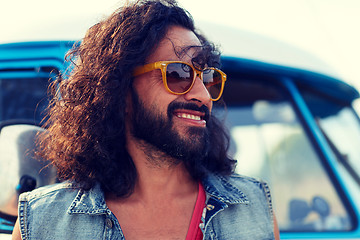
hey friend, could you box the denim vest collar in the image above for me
[67,184,108,215]
[202,174,249,204]
[201,174,251,230]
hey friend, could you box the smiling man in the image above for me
[12,1,279,239]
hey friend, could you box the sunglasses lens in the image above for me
[165,62,224,100]
[203,69,223,100]
[166,62,194,94]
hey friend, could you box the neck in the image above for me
[125,131,197,202]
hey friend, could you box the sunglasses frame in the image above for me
[133,61,227,101]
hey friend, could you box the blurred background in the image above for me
[1,0,359,88]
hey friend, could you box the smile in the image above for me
[176,113,201,121]
[173,109,207,127]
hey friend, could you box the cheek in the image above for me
[133,73,166,102]
[134,77,179,109]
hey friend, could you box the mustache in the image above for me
[167,102,210,122]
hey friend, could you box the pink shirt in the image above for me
[185,183,206,240]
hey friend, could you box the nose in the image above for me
[184,75,212,107]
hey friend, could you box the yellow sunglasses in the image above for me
[133,61,227,101]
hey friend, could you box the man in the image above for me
[13,0,279,239]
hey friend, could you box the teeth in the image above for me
[177,113,201,120]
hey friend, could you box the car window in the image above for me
[301,88,360,201]
[217,77,354,231]
[0,77,49,122]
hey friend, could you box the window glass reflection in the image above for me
[219,78,353,231]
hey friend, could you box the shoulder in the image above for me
[227,173,272,205]
[202,174,276,239]
[227,172,267,185]
[19,181,80,204]
[204,172,269,192]
[17,182,108,239]
[18,181,84,217]
[202,173,272,205]
[17,182,82,238]
[227,173,271,195]
[19,181,107,216]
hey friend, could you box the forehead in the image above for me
[147,25,202,63]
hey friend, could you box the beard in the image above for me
[129,89,211,168]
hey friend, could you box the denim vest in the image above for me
[18,174,275,240]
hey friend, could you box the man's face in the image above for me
[128,26,213,163]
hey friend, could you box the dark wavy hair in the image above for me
[37,0,236,197]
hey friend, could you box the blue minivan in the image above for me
[1,41,360,239]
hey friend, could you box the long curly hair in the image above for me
[37,0,236,197]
